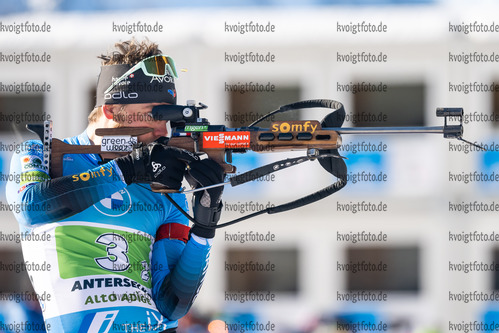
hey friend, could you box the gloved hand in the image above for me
[115,142,198,188]
[186,159,225,239]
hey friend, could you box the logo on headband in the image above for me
[150,75,174,84]
[104,91,139,101]
[110,76,132,90]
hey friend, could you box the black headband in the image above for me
[95,64,177,107]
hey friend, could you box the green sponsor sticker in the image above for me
[55,225,153,287]
[184,125,208,132]
[20,171,49,186]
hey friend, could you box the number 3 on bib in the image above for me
[94,233,130,272]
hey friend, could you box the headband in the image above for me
[95,64,177,107]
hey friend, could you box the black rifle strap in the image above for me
[214,177,347,228]
[157,153,347,229]
[248,99,344,127]
[229,156,309,187]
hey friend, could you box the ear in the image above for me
[102,105,115,120]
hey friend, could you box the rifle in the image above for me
[25,99,481,225]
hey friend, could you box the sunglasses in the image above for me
[104,55,178,94]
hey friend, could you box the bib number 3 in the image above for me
[94,233,130,272]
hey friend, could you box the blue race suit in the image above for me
[6,131,211,333]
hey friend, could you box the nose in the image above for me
[152,120,168,137]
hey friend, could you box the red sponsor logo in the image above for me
[203,132,250,149]
[18,183,31,193]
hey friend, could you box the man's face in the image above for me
[114,103,169,144]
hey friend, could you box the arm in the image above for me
[7,139,198,226]
[151,232,211,321]
[151,160,224,320]
[6,140,127,226]
[150,193,212,321]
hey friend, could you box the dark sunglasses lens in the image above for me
[143,56,169,75]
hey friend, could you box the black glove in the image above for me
[115,142,197,188]
[186,159,225,239]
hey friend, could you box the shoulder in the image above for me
[14,140,47,172]
[7,140,49,197]
[19,140,44,155]
[63,132,90,145]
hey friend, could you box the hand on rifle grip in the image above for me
[185,159,225,239]
[114,142,198,188]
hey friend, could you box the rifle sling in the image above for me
[161,154,347,229]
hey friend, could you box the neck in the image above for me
[87,116,112,145]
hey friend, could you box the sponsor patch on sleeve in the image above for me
[18,182,35,193]
[20,155,45,172]
[20,171,50,186]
